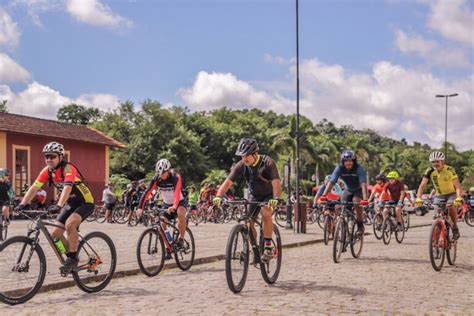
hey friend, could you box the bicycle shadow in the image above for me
[271,280,368,296]
[358,256,428,265]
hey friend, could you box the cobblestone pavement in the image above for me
[1,219,472,314]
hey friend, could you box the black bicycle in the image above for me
[0,209,117,305]
[333,201,364,263]
[381,203,405,245]
[136,208,195,277]
[224,198,282,293]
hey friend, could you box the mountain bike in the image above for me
[333,201,364,263]
[381,203,405,245]
[224,198,282,293]
[136,208,195,277]
[429,202,459,271]
[0,209,117,305]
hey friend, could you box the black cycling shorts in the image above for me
[162,200,188,220]
[248,193,273,218]
[56,202,94,224]
[341,189,363,203]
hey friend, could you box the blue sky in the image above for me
[0,0,472,149]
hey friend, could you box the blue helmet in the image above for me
[340,150,356,164]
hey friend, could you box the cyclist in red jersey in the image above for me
[15,142,94,273]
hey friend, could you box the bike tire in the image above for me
[350,222,364,258]
[174,227,195,271]
[403,210,410,232]
[225,224,249,293]
[0,221,6,241]
[0,236,46,305]
[317,211,325,229]
[429,221,445,272]
[373,213,383,240]
[323,215,332,245]
[260,224,282,285]
[274,209,287,228]
[446,228,457,266]
[382,218,392,245]
[95,207,107,224]
[72,231,117,293]
[333,218,344,263]
[113,207,128,224]
[395,221,405,243]
[136,228,165,276]
[464,211,474,227]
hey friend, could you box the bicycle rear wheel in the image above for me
[173,227,195,271]
[137,228,165,276]
[382,218,392,245]
[225,224,249,293]
[373,213,383,240]
[0,236,46,305]
[429,221,445,271]
[113,206,128,224]
[95,206,107,224]
[350,222,364,258]
[333,218,344,263]
[260,224,282,285]
[73,231,117,293]
[464,211,474,227]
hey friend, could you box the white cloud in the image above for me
[10,0,63,27]
[427,0,474,47]
[66,0,133,29]
[0,7,21,49]
[179,59,473,150]
[395,30,470,68]
[0,81,121,119]
[0,53,30,82]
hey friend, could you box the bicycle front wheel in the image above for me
[350,222,364,258]
[73,231,117,293]
[0,220,7,241]
[0,236,46,305]
[225,224,249,293]
[260,224,282,285]
[403,210,410,231]
[429,221,445,271]
[464,211,474,227]
[333,218,344,263]
[323,215,333,245]
[446,228,457,266]
[373,213,383,240]
[137,228,165,276]
[382,218,392,245]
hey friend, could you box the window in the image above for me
[15,149,28,196]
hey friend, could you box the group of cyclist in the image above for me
[4,136,469,275]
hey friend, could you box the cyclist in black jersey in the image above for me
[213,138,281,262]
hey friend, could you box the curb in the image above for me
[36,222,433,294]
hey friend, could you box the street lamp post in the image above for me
[295,0,301,233]
[435,93,458,159]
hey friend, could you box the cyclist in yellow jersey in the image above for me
[416,151,463,239]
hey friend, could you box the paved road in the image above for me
[1,221,472,314]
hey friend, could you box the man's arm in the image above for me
[20,185,41,205]
[361,182,368,200]
[417,177,429,198]
[271,179,282,198]
[453,178,463,199]
[216,179,233,198]
[56,185,73,207]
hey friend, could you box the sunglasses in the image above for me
[44,154,58,160]
[431,160,442,164]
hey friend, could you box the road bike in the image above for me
[333,201,364,263]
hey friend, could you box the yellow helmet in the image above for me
[387,171,400,179]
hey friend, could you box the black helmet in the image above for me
[235,138,259,156]
[375,173,386,182]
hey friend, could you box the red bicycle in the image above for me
[428,202,459,271]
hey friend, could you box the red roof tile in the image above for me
[0,113,126,148]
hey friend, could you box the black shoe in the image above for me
[176,238,184,250]
[452,226,460,240]
[60,257,78,274]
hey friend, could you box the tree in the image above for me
[57,103,101,125]
[0,100,8,113]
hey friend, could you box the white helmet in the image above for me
[429,151,445,162]
[155,159,171,176]
[43,142,65,155]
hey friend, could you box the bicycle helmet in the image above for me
[43,141,65,155]
[340,150,356,164]
[0,168,9,177]
[429,151,445,162]
[386,171,400,179]
[235,138,259,156]
[155,158,171,176]
[375,174,386,182]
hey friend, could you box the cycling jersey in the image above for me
[372,184,391,202]
[227,155,280,197]
[139,169,185,209]
[0,179,13,201]
[383,180,404,201]
[423,165,458,196]
[33,162,94,204]
[329,164,366,192]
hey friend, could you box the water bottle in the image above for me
[54,238,66,254]
[164,228,173,243]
